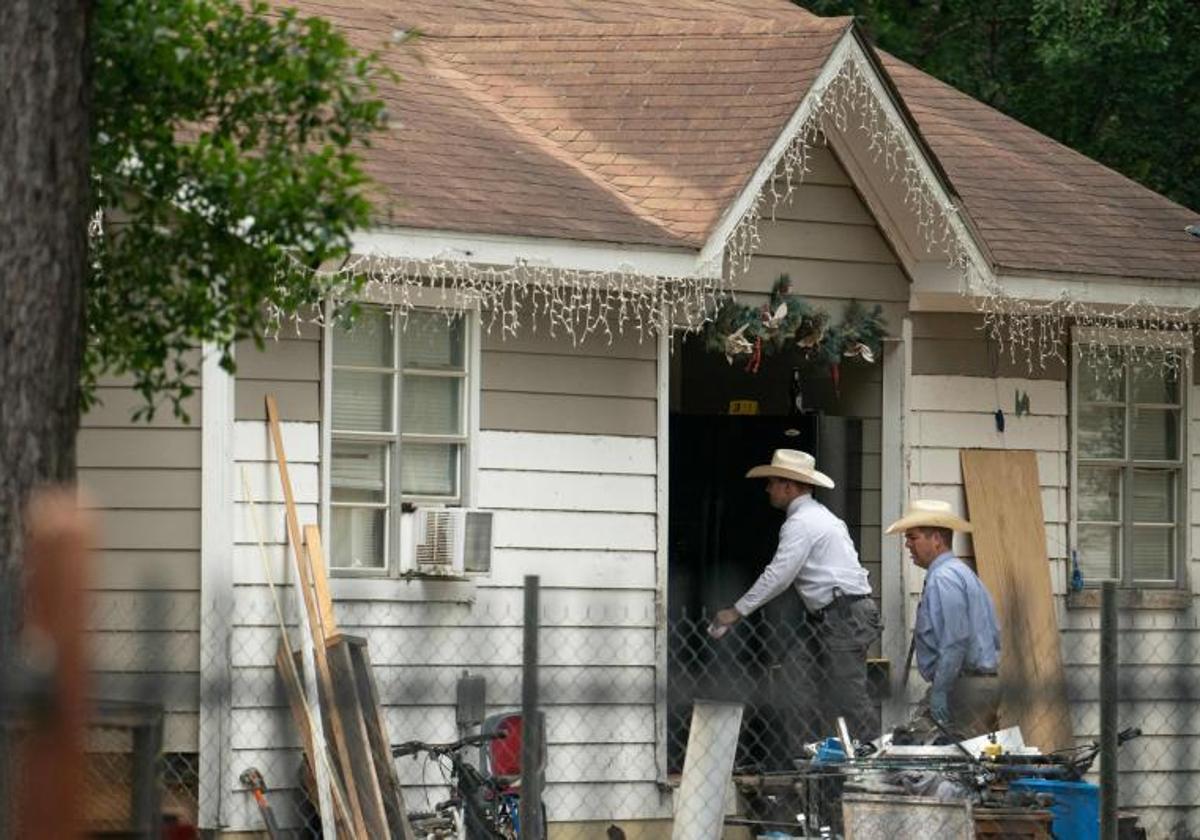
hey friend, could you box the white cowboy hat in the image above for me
[745,449,835,489]
[885,499,973,534]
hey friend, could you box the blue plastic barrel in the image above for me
[1010,778,1099,840]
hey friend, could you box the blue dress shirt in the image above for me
[915,552,1001,697]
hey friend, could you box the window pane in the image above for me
[1131,408,1178,460]
[402,443,459,497]
[1130,351,1180,405]
[1078,467,1120,521]
[1078,524,1120,581]
[1132,470,1174,523]
[1078,406,1124,458]
[333,308,393,368]
[331,441,387,504]
[403,311,465,370]
[333,371,392,432]
[331,506,385,569]
[1077,359,1124,403]
[402,375,462,434]
[1131,526,1174,582]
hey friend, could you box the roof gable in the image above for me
[880,53,1200,282]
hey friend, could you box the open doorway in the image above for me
[665,335,874,772]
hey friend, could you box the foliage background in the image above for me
[800,0,1200,213]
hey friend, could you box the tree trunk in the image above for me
[0,0,91,654]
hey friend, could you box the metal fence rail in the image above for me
[5,590,1200,839]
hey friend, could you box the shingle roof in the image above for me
[880,53,1200,282]
[293,0,848,249]
[286,1,1200,282]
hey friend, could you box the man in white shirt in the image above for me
[710,449,881,746]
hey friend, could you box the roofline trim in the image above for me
[697,26,855,269]
[351,227,714,278]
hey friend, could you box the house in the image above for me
[78,1,1200,837]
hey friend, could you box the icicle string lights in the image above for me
[268,43,1195,365]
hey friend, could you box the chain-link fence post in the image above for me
[520,575,544,840]
[1099,580,1118,840]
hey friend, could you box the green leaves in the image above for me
[798,0,1200,212]
[89,0,389,417]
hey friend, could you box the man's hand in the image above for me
[714,607,741,628]
[707,607,742,640]
[930,690,951,725]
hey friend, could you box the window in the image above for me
[327,307,473,572]
[1071,330,1191,588]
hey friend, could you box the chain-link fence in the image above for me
[4,583,1200,839]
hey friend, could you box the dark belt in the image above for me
[962,667,999,677]
[810,592,870,620]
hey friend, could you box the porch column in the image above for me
[878,317,911,728]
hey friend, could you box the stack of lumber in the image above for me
[265,396,415,840]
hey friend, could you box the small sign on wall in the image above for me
[728,399,759,415]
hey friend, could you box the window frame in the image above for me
[321,299,481,578]
[1069,327,1192,590]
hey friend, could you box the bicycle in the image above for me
[393,724,546,840]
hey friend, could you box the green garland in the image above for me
[703,275,887,375]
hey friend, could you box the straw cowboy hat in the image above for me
[885,499,973,534]
[745,449,835,489]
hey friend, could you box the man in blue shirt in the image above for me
[886,499,1001,738]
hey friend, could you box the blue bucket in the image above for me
[1010,778,1099,840]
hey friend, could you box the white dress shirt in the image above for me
[734,494,871,615]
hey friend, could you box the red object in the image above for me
[488,714,524,778]
[830,361,841,396]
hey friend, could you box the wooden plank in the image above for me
[960,449,1074,752]
[913,412,1066,451]
[79,468,201,509]
[96,510,201,551]
[492,511,657,551]
[275,642,356,838]
[481,325,656,359]
[76,429,200,468]
[477,431,655,474]
[231,625,657,669]
[235,420,320,463]
[910,376,1068,416]
[775,183,873,225]
[81,387,202,428]
[738,255,908,300]
[90,550,200,591]
[344,636,417,840]
[266,395,367,839]
[305,525,337,638]
[481,391,656,437]
[240,380,319,421]
[233,501,319,546]
[482,352,656,399]
[232,586,657,629]
[325,637,389,839]
[235,336,320,382]
[912,338,1068,380]
[476,470,656,513]
[754,219,897,264]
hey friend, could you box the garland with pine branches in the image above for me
[703,275,887,386]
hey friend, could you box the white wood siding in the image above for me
[78,380,203,752]
[904,326,1200,838]
[219,315,666,829]
[729,146,906,598]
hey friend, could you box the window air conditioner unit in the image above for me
[411,507,494,576]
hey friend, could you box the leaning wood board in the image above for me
[960,449,1074,752]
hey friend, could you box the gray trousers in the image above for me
[774,596,882,752]
[911,673,1002,741]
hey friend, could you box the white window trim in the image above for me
[1069,326,1192,590]
[320,298,482,579]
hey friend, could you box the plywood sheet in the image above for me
[960,449,1073,752]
